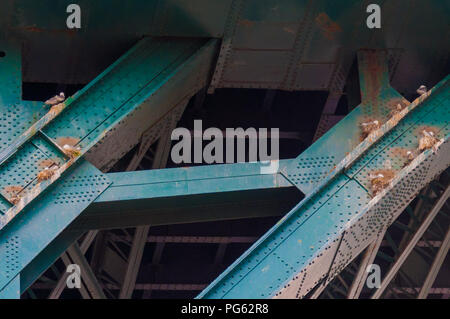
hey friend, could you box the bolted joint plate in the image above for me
[281,49,410,196]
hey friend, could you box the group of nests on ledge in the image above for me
[7,93,82,206]
[36,143,81,183]
[360,85,428,140]
[366,85,441,196]
[368,128,440,196]
[10,141,82,205]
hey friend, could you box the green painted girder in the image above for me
[18,160,300,294]
[0,37,219,296]
[0,37,216,230]
[0,274,20,299]
[281,50,410,196]
[0,160,110,297]
[0,38,47,150]
[197,69,450,297]
[71,160,299,231]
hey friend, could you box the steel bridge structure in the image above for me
[0,1,449,299]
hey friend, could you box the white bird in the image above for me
[45,92,65,106]
[369,173,384,179]
[416,85,427,95]
[62,144,81,158]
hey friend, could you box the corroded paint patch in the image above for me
[3,185,23,204]
[38,158,58,169]
[56,137,80,147]
[3,186,23,195]
[238,19,255,27]
[48,102,65,116]
[315,13,341,40]
[363,51,383,106]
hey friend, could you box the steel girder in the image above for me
[317,173,449,299]
[198,53,449,298]
[70,160,298,232]
[27,50,449,299]
[0,37,219,297]
[0,35,448,299]
[1,1,448,95]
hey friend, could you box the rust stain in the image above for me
[238,19,255,27]
[364,51,383,106]
[19,25,77,36]
[315,13,341,40]
[38,158,58,169]
[56,137,80,148]
[48,102,65,116]
[3,186,23,196]
[283,26,296,34]
[3,185,24,205]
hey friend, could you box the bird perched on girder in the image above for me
[360,119,381,139]
[418,130,439,151]
[45,92,65,106]
[369,169,395,195]
[416,85,427,96]
[62,144,81,159]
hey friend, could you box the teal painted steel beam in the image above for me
[100,160,293,202]
[197,68,450,298]
[0,37,217,230]
[71,160,298,231]
[0,37,219,296]
[281,50,411,196]
[19,162,299,294]
[0,160,110,296]
[0,274,20,299]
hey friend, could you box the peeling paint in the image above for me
[56,136,80,147]
[38,158,58,169]
[238,19,255,27]
[283,26,296,34]
[315,13,341,40]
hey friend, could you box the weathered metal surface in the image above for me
[0,1,447,93]
[198,75,449,299]
[281,49,411,196]
[71,160,297,231]
[0,38,47,151]
[0,160,111,295]
[0,0,448,299]
[0,36,219,296]
[208,0,449,92]
[85,39,219,171]
[0,37,215,230]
